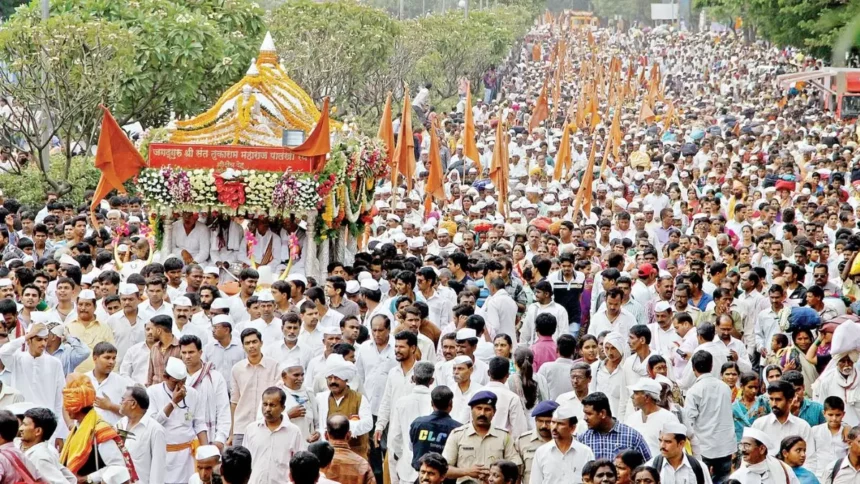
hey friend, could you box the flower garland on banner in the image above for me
[134,133,390,245]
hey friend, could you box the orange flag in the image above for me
[529,79,550,132]
[463,83,480,168]
[532,43,542,62]
[393,88,416,190]
[663,101,675,132]
[550,62,562,122]
[424,118,445,215]
[552,123,573,181]
[778,96,787,109]
[90,106,148,211]
[489,114,509,217]
[378,92,395,168]
[638,98,655,125]
[572,138,597,217]
[294,97,333,172]
[587,30,595,47]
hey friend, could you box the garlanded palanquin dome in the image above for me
[167,32,333,147]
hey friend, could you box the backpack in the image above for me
[652,455,705,484]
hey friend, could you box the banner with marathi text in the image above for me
[148,143,319,172]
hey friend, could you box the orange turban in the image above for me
[63,373,96,414]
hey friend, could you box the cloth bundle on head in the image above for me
[325,353,356,382]
[63,373,96,414]
[603,331,629,358]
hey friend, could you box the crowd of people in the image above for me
[0,11,858,484]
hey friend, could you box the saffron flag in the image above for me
[90,106,148,211]
[572,138,597,217]
[663,101,675,132]
[552,123,573,181]
[528,79,549,132]
[424,118,445,216]
[378,92,395,168]
[463,83,480,168]
[638,97,655,125]
[393,88,416,190]
[489,114,509,217]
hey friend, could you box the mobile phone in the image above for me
[675,349,686,357]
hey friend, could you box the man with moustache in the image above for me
[530,405,595,484]
[417,453,448,484]
[730,427,799,484]
[815,353,860,426]
[515,400,558,484]
[189,446,223,484]
[316,354,373,458]
[442,391,521,484]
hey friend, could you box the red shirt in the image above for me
[531,335,557,372]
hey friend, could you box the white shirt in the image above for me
[116,415,167,484]
[137,300,173,326]
[684,373,736,459]
[485,381,528,438]
[315,389,373,437]
[450,381,484,424]
[478,288,519,343]
[376,364,417,432]
[623,408,680,457]
[243,418,303,484]
[590,359,626,418]
[119,341,151,385]
[297,325,325,356]
[529,439,595,484]
[20,441,75,484]
[646,454,714,484]
[587,308,637,338]
[520,302,569,345]
[729,459,801,484]
[825,456,860,484]
[389,386,434,483]
[106,311,145,368]
[648,323,680,362]
[752,413,815,458]
[263,339,312,369]
[355,339,396,415]
[203,338,246,379]
[415,290,453,329]
[538,357,575,400]
[170,220,211,265]
[679,340,731,391]
[811,422,849,481]
[238,318,283,348]
[86,371,133,425]
[0,337,67,440]
[188,366,232,444]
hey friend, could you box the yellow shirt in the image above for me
[66,318,115,373]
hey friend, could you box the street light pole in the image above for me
[40,0,51,172]
[464,0,468,20]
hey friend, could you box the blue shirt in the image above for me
[694,292,713,312]
[48,336,91,375]
[475,279,490,308]
[578,420,652,461]
[797,398,826,428]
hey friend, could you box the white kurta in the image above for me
[116,415,167,484]
[106,311,145,368]
[145,383,207,484]
[389,386,434,484]
[251,230,281,270]
[170,221,211,265]
[238,318,283,348]
[86,371,133,425]
[119,341,151,385]
[187,366,232,445]
[0,337,68,439]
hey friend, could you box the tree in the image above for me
[268,0,402,116]
[0,12,134,195]
[43,0,266,127]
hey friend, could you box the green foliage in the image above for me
[0,0,25,19]
[0,10,134,193]
[268,0,402,117]
[37,0,266,127]
[407,6,533,98]
[0,154,101,207]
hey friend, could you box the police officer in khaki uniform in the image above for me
[442,390,522,484]
[515,400,558,484]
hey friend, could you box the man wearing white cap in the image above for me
[529,405,595,484]
[237,291,282,345]
[623,378,679,457]
[316,354,372,458]
[117,385,167,484]
[646,422,712,484]
[730,427,800,484]
[359,279,393,328]
[276,357,320,447]
[188,445,221,484]
[306,326,347,394]
[66,289,114,373]
[180,334,231,452]
[173,296,210,346]
[145,356,209,484]
[0,319,67,442]
[106,283,145,369]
